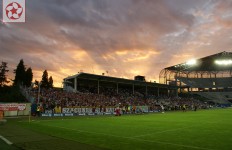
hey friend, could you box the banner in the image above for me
[61,106,149,114]
[62,107,116,114]
[41,113,74,117]
[0,103,26,111]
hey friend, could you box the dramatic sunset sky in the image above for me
[1,0,232,87]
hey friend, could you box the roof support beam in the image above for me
[132,84,134,94]
[74,77,77,92]
[97,80,100,94]
[157,87,159,97]
[145,85,148,96]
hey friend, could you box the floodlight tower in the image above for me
[214,59,232,78]
[175,59,197,80]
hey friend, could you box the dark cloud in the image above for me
[1,0,231,85]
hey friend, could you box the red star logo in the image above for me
[11,6,17,15]
[5,2,23,20]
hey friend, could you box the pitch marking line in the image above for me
[37,123,214,150]
[0,135,13,145]
[131,126,191,138]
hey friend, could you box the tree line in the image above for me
[0,59,53,88]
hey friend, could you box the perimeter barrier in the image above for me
[0,103,31,117]
[41,106,151,117]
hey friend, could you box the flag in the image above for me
[3,0,26,22]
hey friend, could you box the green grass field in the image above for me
[1,108,232,150]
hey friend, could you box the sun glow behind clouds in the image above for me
[2,0,232,87]
[215,60,232,65]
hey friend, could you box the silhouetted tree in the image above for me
[34,80,39,88]
[0,61,9,87]
[24,67,33,87]
[13,59,26,86]
[41,70,49,88]
[48,76,53,88]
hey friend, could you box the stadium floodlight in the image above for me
[215,60,232,65]
[186,59,197,65]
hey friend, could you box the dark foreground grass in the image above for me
[1,108,232,150]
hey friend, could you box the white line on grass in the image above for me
[129,137,214,150]
[0,135,13,145]
[38,123,214,150]
[18,116,116,123]
[131,126,192,138]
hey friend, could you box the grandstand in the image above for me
[63,72,178,97]
[159,51,232,104]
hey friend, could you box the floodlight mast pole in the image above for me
[38,82,42,104]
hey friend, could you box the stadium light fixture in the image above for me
[215,60,232,65]
[186,59,197,65]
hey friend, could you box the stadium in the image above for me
[160,51,232,105]
[1,51,232,150]
[2,0,232,149]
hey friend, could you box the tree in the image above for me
[24,67,33,87]
[34,80,39,88]
[48,76,53,88]
[0,61,9,87]
[41,70,49,88]
[13,59,26,86]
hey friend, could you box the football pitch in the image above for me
[1,108,232,150]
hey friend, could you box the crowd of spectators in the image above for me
[23,86,209,114]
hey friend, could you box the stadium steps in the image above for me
[194,92,232,104]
